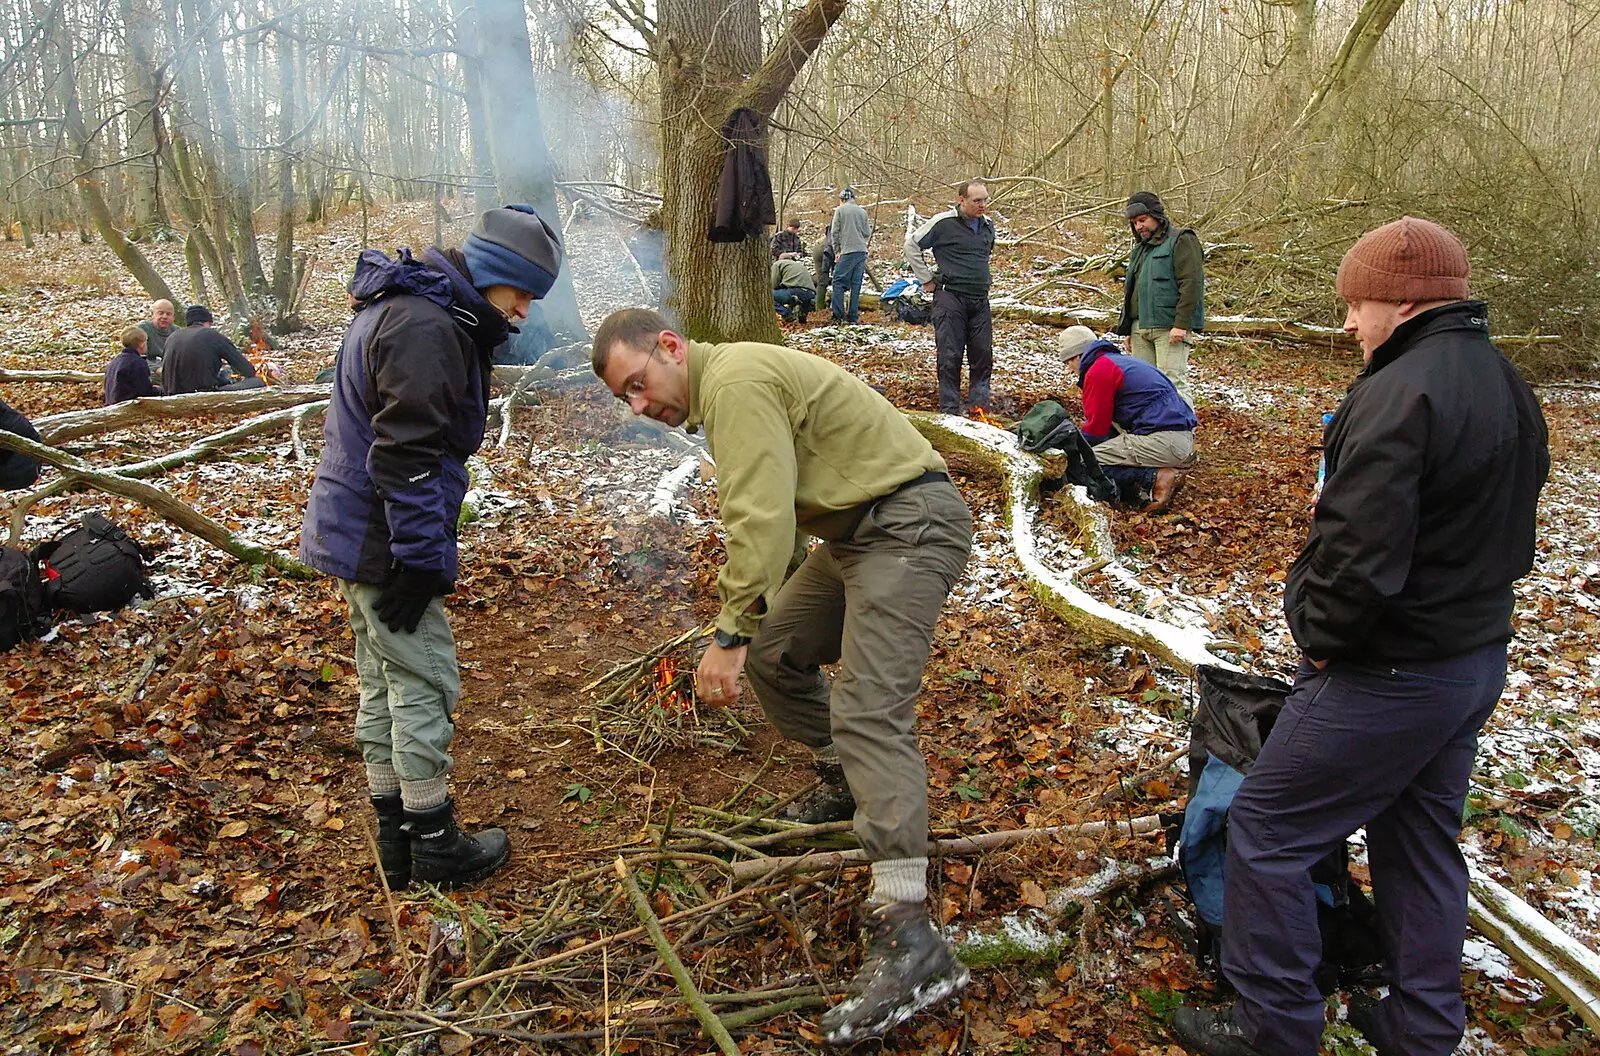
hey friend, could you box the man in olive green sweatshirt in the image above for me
[592,307,973,1045]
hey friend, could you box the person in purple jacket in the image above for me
[299,204,564,892]
[104,326,162,405]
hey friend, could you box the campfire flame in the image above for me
[971,407,996,426]
[651,656,693,715]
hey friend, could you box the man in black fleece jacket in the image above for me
[1172,218,1549,1056]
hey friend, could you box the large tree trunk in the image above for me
[469,0,585,339]
[655,0,847,343]
[444,0,495,206]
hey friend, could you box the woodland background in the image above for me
[2,0,1598,353]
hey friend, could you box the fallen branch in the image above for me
[731,814,1163,882]
[615,857,742,1056]
[34,386,331,445]
[0,367,101,383]
[912,413,1236,675]
[0,430,314,576]
[1468,864,1600,1033]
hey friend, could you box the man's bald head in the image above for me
[150,299,175,330]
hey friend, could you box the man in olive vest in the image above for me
[1114,191,1205,407]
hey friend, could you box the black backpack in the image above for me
[895,295,932,325]
[1167,666,1385,995]
[0,547,48,650]
[35,513,155,615]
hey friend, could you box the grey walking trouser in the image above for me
[744,480,972,862]
[340,579,460,783]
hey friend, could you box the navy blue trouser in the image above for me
[931,287,993,413]
[773,286,815,320]
[831,251,867,322]
[1223,643,1507,1056]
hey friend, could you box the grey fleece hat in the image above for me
[461,204,564,298]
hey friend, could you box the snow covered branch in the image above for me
[910,413,1238,676]
[34,386,331,445]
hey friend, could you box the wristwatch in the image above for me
[714,629,752,649]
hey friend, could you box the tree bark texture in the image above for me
[655,0,847,344]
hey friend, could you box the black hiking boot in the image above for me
[819,900,970,1045]
[785,761,856,825]
[1346,991,1397,1055]
[1169,1005,1265,1056]
[370,792,410,891]
[403,799,510,890]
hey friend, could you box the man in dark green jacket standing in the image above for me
[1114,191,1205,407]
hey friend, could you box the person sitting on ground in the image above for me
[771,217,806,261]
[161,306,262,395]
[137,298,177,374]
[0,396,42,490]
[772,255,817,323]
[1056,324,1196,513]
[104,326,162,405]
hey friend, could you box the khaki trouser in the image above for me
[744,481,973,862]
[1092,429,1196,470]
[1130,326,1194,408]
[340,579,460,782]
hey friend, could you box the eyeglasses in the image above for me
[615,346,660,402]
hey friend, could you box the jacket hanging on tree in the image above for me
[709,107,776,242]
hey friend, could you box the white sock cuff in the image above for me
[400,777,449,812]
[365,763,400,796]
[870,857,928,905]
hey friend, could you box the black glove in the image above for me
[374,567,451,634]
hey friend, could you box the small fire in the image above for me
[971,407,996,426]
[651,656,692,714]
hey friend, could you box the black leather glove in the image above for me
[374,567,451,634]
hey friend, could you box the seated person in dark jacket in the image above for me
[0,397,42,490]
[105,325,163,405]
[772,257,816,323]
[161,306,263,394]
[1055,325,1196,513]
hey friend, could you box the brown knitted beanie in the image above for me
[1336,217,1470,303]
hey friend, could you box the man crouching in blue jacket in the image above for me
[299,205,565,891]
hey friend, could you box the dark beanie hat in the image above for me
[185,305,214,326]
[840,186,855,201]
[460,204,564,299]
[1125,191,1166,220]
[1336,217,1470,304]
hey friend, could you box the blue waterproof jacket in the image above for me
[299,247,506,585]
[1076,341,1197,441]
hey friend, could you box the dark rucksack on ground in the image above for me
[1015,401,1119,503]
[0,546,48,650]
[34,513,155,615]
[1169,665,1385,995]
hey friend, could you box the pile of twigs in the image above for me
[582,625,749,761]
[348,778,1170,1054]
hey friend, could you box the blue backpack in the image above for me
[1170,666,1384,995]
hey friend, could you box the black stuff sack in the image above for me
[35,513,155,615]
[0,546,48,650]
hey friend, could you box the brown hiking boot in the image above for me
[1145,467,1186,513]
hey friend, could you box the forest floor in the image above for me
[1,201,1598,1056]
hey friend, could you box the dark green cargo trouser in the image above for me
[744,480,972,862]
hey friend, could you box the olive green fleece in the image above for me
[685,340,946,637]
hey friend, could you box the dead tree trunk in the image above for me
[653,0,847,343]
